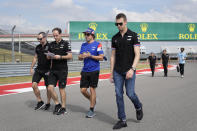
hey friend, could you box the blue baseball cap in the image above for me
[83,27,95,35]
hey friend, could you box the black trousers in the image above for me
[163,63,168,76]
[150,64,155,76]
[179,64,184,75]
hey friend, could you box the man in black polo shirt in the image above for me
[30,32,51,110]
[161,49,169,77]
[147,52,157,77]
[47,27,72,115]
[110,13,143,130]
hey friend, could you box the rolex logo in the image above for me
[89,22,98,31]
[140,23,148,33]
[188,24,195,32]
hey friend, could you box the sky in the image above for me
[0,0,197,33]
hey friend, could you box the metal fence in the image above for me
[0,54,34,63]
[0,61,110,77]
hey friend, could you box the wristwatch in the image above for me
[131,67,136,71]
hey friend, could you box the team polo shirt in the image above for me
[148,56,157,65]
[177,52,187,64]
[80,41,104,72]
[48,39,72,71]
[111,29,140,73]
[35,42,50,71]
[161,53,169,64]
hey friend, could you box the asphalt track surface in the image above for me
[0,63,197,131]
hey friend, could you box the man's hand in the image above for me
[30,68,34,75]
[126,69,134,79]
[109,73,114,83]
[53,55,61,59]
[82,52,91,59]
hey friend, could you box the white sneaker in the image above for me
[181,75,184,78]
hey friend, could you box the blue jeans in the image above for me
[113,70,142,120]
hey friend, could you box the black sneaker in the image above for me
[53,104,61,114]
[34,101,45,110]
[136,106,143,121]
[56,108,67,115]
[113,120,127,130]
[43,103,51,110]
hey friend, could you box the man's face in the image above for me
[37,34,46,44]
[53,30,61,43]
[115,18,127,32]
[84,32,93,43]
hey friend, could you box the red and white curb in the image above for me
[0,64,176,96]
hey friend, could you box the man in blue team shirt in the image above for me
[177,48,187,78]
[78,27,104,118]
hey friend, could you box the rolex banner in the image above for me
[69,21,197,41]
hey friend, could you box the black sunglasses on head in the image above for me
[115,22,123,26]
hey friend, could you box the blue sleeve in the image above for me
[80,44,84,54]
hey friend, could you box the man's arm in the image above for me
[61,52,72,60]
[177,54,179,65]
[110,49,115,83]
[132,46,140,69]
[30,54,37,75]
[54,52,72,60]
[90,54,104,61]
[126,46,140,79]
[78,54,84,61]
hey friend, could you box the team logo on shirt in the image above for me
[92,46,96,51]
[60,44,64,48]
[127,36,132,41]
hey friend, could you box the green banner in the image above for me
[69,21,197,41]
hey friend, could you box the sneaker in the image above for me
[136,106,143,121]
[86,110,96,118]
[113,120,127,130]
[34,101,45,110]
[43,103,51,110]
[53,104,61,114]
[181,75,184,78]
[56,108,67,115]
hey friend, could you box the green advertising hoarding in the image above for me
[69,21,197,41]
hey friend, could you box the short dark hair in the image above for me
[181,47,184,50]
[92,34,95,39]
[38,32,47,38]
[52,27,62,34]
[116,13,127,21]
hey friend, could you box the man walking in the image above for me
[161,49,169,77]
[177,48,187,78]
[47,27,72,115]
[30,32,51,110]
[78,27,104,118]
[147,52,157,77]
[110,13,143,130]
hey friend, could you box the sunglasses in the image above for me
[37,38,43,41]
[115,22,123,26]
[85,33,91,36]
